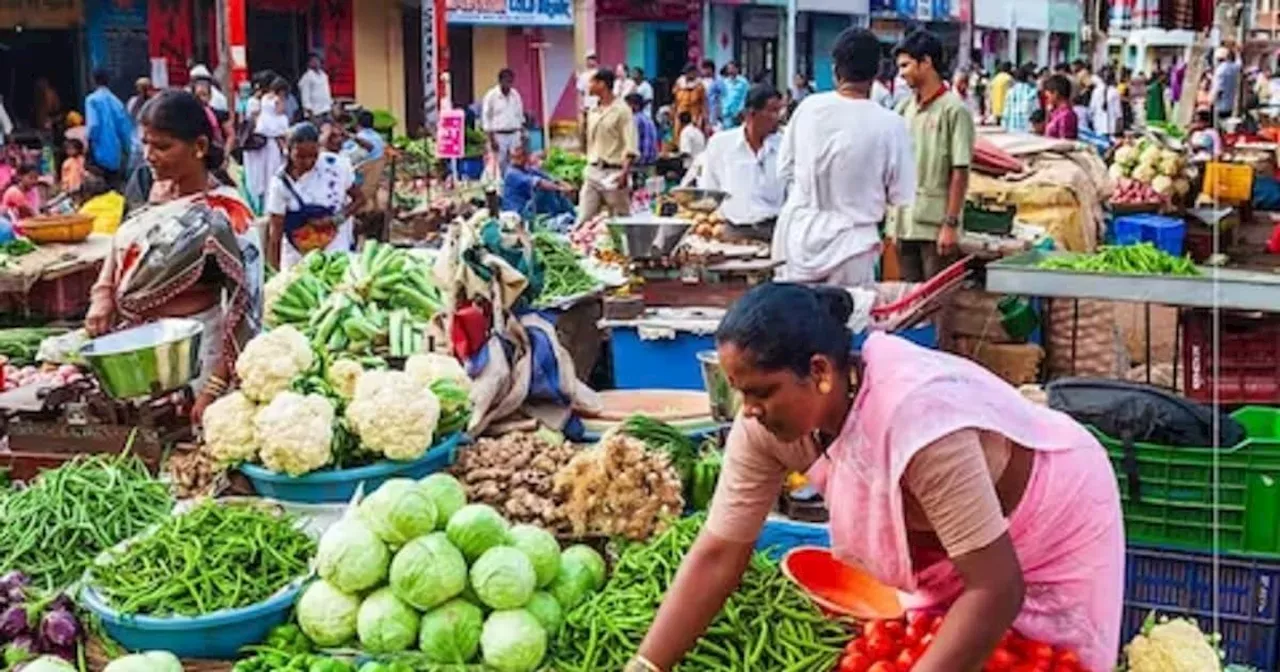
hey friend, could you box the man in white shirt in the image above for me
[632,67,654,117]
[698,83,786,241]
[773,28,916,288]
[298,53,333,120]
[481,68,525,177]
[189,65,228,113]
[577,53,600,112]
[677,110,706,171]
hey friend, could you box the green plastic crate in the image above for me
[1098,406,1280,556]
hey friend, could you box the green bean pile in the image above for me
[89,501,315,616]
[532,231,598,307]
[549,515,850,672]
[1037,242,1200,276]
[0,453,172,590]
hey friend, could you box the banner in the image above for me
[317,0,355,97]
[437,109,465,159]
[147,0,193,87]
[447,0,572,27]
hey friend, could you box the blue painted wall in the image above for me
[84,0,149,101]
[811,15,852,91]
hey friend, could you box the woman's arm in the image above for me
[635,531,755,669]
[266,214,284,271]
[85,249,118,335]
[344,184,367,218]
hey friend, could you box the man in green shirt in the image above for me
[888,29,975,282]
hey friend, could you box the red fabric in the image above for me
[451,303,489,360]
[317,0,356,97]
[148,0,194,87]
[1268,222,1280,254]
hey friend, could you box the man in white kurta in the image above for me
[481,69,525,178]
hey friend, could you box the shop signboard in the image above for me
[0,0,82,29]
[437,109,466,159]
[447,0,573,26]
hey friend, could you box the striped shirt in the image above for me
[1002,82,1041,133]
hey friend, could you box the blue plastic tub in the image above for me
[240,432,464,503]
[80,578,304,659]
[1123,545,1280,669]
[1112,214,1187,256]
[755,517,831,560]
[454,156,484,180]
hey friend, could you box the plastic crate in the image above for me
[755,516,831,560]
[1097,406,1280,555]
[1123,545,1280,669]
[1182,309,1280,405]
[1202,161,1255,204]
[1112,214,1187,256]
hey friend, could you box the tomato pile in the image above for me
[836,614,1084,672]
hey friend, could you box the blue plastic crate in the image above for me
[755,517,831,560]
[1123,545,1280,669]
[1112,214,1186,256]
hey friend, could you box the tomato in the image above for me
[840,652,872,672]
[864,634,897,661]
[847,638,869,655]
[907,612,937,634]
[903,624,927,644]
[984,648,1017,672]
[1054,650,1080,667]
[1026,643,1055,663]
[868,663,897,672]
[883,620,906,640]
[894,648,918,671]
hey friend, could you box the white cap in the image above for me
[189,64,213,80]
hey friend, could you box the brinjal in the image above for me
[36,610,78,650]
[0,604,28,641]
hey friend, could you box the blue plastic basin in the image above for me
[240,433,465,503]
[79,578,304,659]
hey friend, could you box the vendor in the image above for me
[697,83,785,242]
[86,90,263,424]
[3,164,42,220]
[630,285,1123,672]
[265,122,366,271]
[501,141,574,218]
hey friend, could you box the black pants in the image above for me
[897,239,958,282]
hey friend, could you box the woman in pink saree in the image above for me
[630,283,1124,672]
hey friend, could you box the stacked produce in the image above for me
[554,431,685,541]
[0,237,35,269]
[1108,138,1192,205]
[531,231,599,307]
[264,243,442,358]
[202,349,470,476]
[86,500,315,616]
[0,452,172,591]
[541,148,587,186]
[1037,242,1199,276]
[838,616,1082,671]
[232,624,358,671]
[449,431,576,531]
[1122,612,1231,672]
[683,210,729,241]
[100,651,183,671]
[0,572,83,667]
[550,514,849,671]
[296,473,606,672]
[0,329,65,368]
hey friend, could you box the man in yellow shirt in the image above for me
[988,61,1013,121]
[578,68,638,223]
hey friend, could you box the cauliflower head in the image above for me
[1126,617,1221,672]
[346,370,442,461]
[1114,145,1139,166]
[1139,145,1162,167]
[405,353,471,391]
[202,391,259,464]
[1132,164,1158,183]
[1109,163,1129,180]
[255,391,336,476]
[237,325,315,403]
[1151,175,1174,196]
[327,359,364,400]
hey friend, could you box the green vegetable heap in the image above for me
[89,501,315,616]
[531,231,598,308]
[0,237,36,269]
[1036,243,1199,276]
[0,328,65,367]
[267,242,442,358]
[0,452,172,591]
[541,149,587,186]
[550,514,851,671]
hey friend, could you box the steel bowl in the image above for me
[697,350,742,423]
[81,319,204,399]
[668,188,730,213]
[607,216,692,259]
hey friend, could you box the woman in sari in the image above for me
[673,64,707,142]
[86,90,263,424]
[264,122,365,271]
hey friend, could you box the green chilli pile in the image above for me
[549,515,851,672]
[0,453,172,590]
[1036,242,1199,276]
[532,232,598,307]
[88,501,315,616]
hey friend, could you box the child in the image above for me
[3,164,41,221]
[61,139,85,193]
[1188,109,1223,158]
[1030,109,1047,136]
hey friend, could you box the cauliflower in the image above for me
[1114,145,1139,166]
[327,359,364,400]
[1109,164,1128,180]
[346,370,441,461]
[1151,175,1174,196]
[404,353,471,391]
[254,391,335,476]
[201,391,259,464]
[1173,178,1191,196]
[1139,145,1162,167]
[1126,616,1221,672]
[1132,164,1158,183]
[236,325,315,403]
[1159,156,1182,177]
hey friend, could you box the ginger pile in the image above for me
[553,432,685,541]
[450,431,576,531]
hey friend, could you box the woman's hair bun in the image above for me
[811,286,855,325]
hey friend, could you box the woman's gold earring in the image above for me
[818,381,832,395]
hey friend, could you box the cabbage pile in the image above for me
[297,473,605,672]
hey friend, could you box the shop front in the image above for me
[1047,0,1080,65]
[596,0,700,111]
[796,0,868,90]
[0,0,85,138]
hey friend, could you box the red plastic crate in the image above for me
[1182,309,1280,405]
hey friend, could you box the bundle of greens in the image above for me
[542,149,587,186]
[531,232,598,307]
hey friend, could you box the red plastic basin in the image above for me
[781,546,905,621]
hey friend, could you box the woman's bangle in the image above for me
[624,656,663,672]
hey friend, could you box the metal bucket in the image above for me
[697,350,741,423]
[80,319,204,399]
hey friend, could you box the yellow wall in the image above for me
[472,27,507,103]
[354,0,407,132]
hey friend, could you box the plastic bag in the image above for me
[79,191,126,234]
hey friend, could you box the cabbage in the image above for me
[18,657,77,672]
[418,598,484,663]
[480,610,547,672]
[390,532,468,610]
[101,652,183,672]
[560,545,606,590]
[360,478,439,547]
[507,524,561,588]
[524,591,563,636]
[459,582,489,613]
[420,473,467,526]
[357,587,421,654]
[297,579,361,647]
[316,516,391,593]
[470,547,537,610]
[445,504,510,562]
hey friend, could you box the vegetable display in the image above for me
[1036,243,1199,276]
[837,616,1082,672]
[1123,612,1223,672]
[87,501,315,616]
[1109,137,1192,204]
[554,432,685,541]
[541,148,587,186]
[0,237,35,269]
[616,415,700,491]
[0,328,65,369]
[531,231,599,307]
[549,514,849,671]
[0,572,83,667]
[0,453,172,591]
[449,432,576,531]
